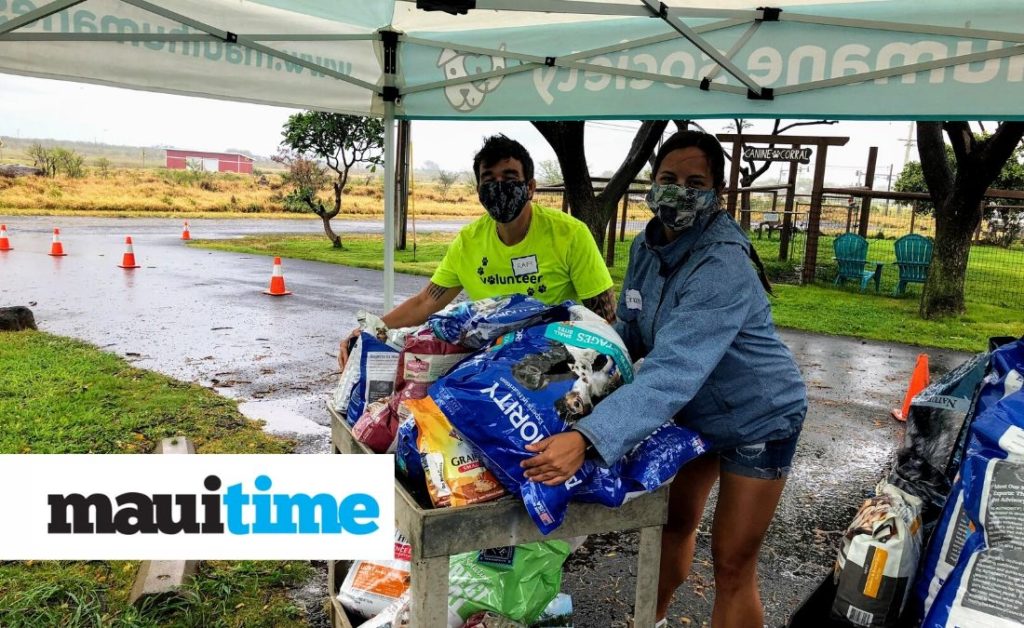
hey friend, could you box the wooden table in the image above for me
[327,405,669,628]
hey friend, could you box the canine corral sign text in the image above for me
[742,147,814,163]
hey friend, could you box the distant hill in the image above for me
[0,136,283,171]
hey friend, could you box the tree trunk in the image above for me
[323,181,343,248]
[531,122,601,240]
[920,193,977,317]
[917,120,1024,318]
[322,214,342,248]
[533,120,666,250]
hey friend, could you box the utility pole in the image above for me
[901,121,917,168]
[885,163,894,215]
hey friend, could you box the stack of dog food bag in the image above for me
[333,295,709,627]
[829,337,1024,628]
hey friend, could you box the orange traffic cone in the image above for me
[264,257,292,296]
[0,224,11,251]
[181,221,191,241]
[892,353,930,422]
[118,236,141,269]
[48,228,67,256]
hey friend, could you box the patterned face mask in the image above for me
[645,183,720,231]
[478,180,530,223]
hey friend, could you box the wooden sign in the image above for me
[742,146,813,163]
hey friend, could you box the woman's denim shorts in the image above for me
[717,430,801,481]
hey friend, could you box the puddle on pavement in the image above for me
[237,398,331,454]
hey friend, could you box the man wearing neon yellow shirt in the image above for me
[339,134,615,368]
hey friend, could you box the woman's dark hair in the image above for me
[473,134,534,183]
[650,130,726,190]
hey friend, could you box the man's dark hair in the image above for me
[651,130,726,190]
[473,134,534,183]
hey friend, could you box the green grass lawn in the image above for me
[190,232,1024,353]
[0,331,313,628]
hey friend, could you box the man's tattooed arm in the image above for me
[583,288,617,324]
[425,281,451,303]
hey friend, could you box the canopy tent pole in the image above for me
[399,18,753,97]
[383,102,397,311]
[0,0,86,35]
[640,0,765,96]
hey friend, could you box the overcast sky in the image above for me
[1,72,930,187]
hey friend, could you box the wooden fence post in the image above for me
[129,437,199,608]
[857,147,878,238]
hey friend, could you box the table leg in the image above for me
[409,555,449,627]
[633,525,664,628]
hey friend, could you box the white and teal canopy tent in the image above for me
[3,0,1023,305]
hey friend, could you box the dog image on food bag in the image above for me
[511,340,622,424]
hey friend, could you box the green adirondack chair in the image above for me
[833,233,883,292]
[894,234,934,295]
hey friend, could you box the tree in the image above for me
[916,121,1024,317]
[538,159,562,185]
[894,151,950,215]
[94,157,112,178]
[52,148,84,178]
[421,160,442,176]
[436,169,459,200]
[28,144,85,178]
[279,112,384,247]
[274,150,331,214]
[532,120,667,248]
[27,143,58,177]
[897,135,1024,246]
[724,118,837,230]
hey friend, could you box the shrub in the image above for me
[94,157,112,178]
[436,170,459,200]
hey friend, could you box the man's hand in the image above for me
[338,327,359,371]
[521,431,588,486]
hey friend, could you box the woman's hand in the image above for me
[521,431,587,486]
[338,328,360,371]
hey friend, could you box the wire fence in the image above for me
[538,185,1024,310]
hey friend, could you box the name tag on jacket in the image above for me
[625,289,643,310]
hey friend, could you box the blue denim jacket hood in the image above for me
[574,213,807,467]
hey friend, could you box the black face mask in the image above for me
[478,180,530,223]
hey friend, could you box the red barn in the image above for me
[165,149,255,174]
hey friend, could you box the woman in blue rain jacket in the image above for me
[522,131,807,628]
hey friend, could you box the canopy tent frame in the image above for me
[6,1,1024,104]
[3,0,1022,311]
[639,0,766,96]
[6,1,1023,110]
[0,0,86,36]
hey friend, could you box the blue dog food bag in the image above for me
[428,294,573,349]
[920,391,1024,627]
[431,318,707,534]
[975,338,1024,418]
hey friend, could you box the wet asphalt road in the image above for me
[0,215,973,628]
[0,215,465,453]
